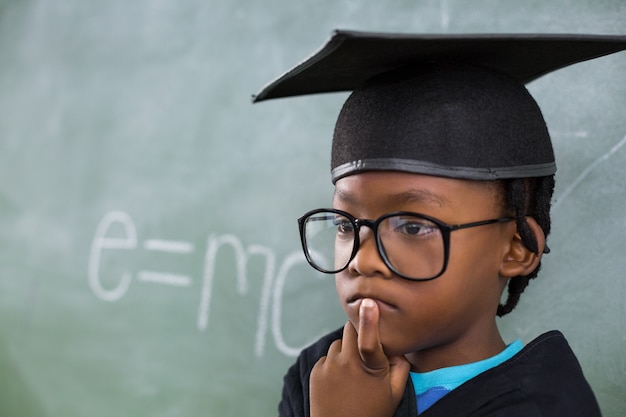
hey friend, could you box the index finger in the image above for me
[357,298,388,372]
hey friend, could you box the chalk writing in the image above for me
[88,211,136,302]
[88,210,324,357]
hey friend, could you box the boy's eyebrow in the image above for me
[334,188,448,208]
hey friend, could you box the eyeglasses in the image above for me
[298,208,517,281]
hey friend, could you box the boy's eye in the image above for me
[334,218,354,234]
[389,217,438,237]
[401,222,424,235]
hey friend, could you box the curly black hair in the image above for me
[497,175,555,317]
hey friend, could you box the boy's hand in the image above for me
[310,298,410,417]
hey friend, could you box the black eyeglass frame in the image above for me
[298,208,518,282]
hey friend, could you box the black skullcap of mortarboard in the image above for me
[330,63,554,182]
[253,30,626,182]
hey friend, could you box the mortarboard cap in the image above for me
[253,30,626,183]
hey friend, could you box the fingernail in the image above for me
[361,298,375,309]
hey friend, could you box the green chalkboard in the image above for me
[0,1,625,416]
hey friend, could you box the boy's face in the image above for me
[332,171,516,370]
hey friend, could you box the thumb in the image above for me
[357,298,388,373]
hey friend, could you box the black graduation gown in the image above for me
[278,329,601,417]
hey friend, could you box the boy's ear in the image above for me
[499,217,546,278]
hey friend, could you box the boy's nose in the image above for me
[348,230,393,279]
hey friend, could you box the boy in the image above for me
[254,31,626,416]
